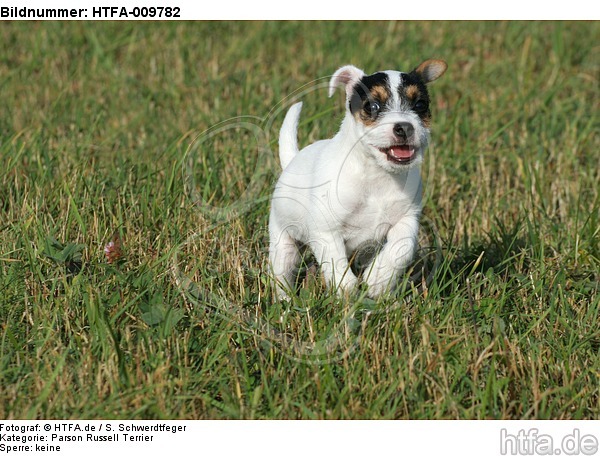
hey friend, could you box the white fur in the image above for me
[278,101,303,169]
[269,62,445,299]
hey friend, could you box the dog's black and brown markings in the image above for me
[348,59,446,128]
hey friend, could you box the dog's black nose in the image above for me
[393,122,414,141]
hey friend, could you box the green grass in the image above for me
[0,21,598,419]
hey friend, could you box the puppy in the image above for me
[269,60,447,299]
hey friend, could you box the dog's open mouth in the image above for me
[379,145,416,164]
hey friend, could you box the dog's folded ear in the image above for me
[414,59,448,84]
[328,65,365,98]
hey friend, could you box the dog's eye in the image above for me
[413,99,428,112]
[364,101,381,118]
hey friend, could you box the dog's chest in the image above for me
[338,185,414,251]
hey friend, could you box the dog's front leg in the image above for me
[309,234,357,295]
[364,216,419,298]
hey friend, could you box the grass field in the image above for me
[0,21,598,419]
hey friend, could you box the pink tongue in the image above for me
[389,146,414,160]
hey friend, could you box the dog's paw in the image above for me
[274,284,293,302]
[364,275,395,299]
[335,273,358,296]
[365,282,387,299]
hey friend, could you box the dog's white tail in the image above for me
[278,102,303,170]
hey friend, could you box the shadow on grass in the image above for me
[445,217,530,281]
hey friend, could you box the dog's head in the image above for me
[329,60,447,172]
